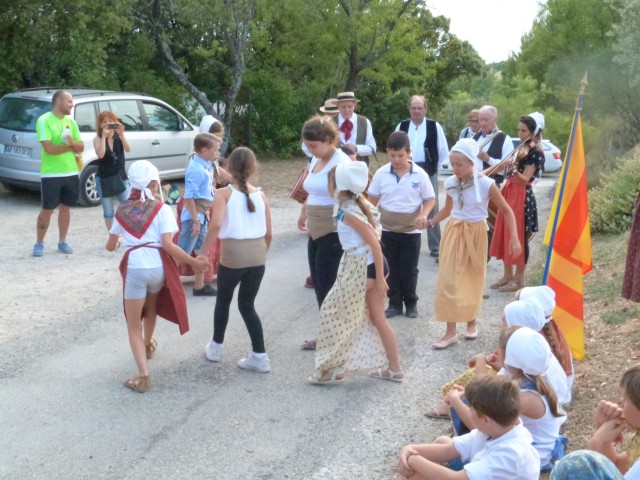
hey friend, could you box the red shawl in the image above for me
[119,244,189,335]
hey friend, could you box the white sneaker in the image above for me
[204,341,223,362]
[237,352,271,373]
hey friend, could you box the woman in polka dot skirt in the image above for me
[309,161,403,385]
[489,114,544,292]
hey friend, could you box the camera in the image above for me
[107,123,119,129]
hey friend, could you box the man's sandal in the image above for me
[369,368,404,383]
[308,370,345,385]
[146,339,158,359]
[124,375,151,393]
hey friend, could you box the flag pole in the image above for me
[542,73,588,284]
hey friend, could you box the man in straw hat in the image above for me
[396,95,449,259]
[332,91,377,166]
[460,109,481,139]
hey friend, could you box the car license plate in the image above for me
[4,145,32,157]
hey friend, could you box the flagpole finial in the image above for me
[579,72,589,95]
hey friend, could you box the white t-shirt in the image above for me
[626,458,640,479]
[444,174,494,222]
[303,150,350,206]
[519,390,566,467]
[367,162,435,233]
[110,203,178,269]
[453,423,540,480]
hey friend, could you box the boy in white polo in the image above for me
[367,131,435,318]
[397,375,540,479]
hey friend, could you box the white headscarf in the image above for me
[450,138,481,202]
[504,297,546,330]
[127,160,162,203]
[505,327,552,377]
[199,114,220,134]
[520,285,556,319]
[528,111,545,137]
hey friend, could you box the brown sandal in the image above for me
[124,375,151,393]
[489,278,511,289]
[146,339,157,359]
[499,279,524,292]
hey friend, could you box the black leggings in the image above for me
[213,264,266,353]
[307,232,343,309]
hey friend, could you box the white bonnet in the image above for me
[504,297,547,330]
[505,327,552,377]
[528,111,545,136]
[199,114,220,134]
[127,160,161,202]
[519,285,556,318]
[335,161,369,195]
[450,138,480,164]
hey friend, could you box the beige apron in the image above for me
[378,205,420,233]
[306,204,336,240]
[220,238,268,269]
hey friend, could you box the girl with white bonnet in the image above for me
[429,138,520,349]
[106,160,207,393]
[518,285,574,388]
[310,160,403,384]
[500,326,567,471]
[490,112,545,292]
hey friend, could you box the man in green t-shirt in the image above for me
[33,91,84,257]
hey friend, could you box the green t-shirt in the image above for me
[36,112,82,177]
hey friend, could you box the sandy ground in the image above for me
[0,164,556,479]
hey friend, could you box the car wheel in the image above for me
[79,164,100,207]
[1,182,26,194]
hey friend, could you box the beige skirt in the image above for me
[315,253,387,376]
[434,219,488,323]
[306,204,336,240]
[220,238,267,269]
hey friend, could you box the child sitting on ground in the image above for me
[397,374,540,479]
[550,363,640,478]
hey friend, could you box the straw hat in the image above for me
[336,91,360,103]
[319,99,338,114]
[467,109,480,119]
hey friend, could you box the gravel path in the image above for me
[0,174,555,479]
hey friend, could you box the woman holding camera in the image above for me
[93,111,132,230]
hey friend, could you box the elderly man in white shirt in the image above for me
[331,91,377,165]
[395,95,449,258]
[474,105,513,186]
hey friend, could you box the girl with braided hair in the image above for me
[198,147,273,373]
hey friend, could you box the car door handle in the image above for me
[151,140,160,146]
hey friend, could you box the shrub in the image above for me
[589,149,640,233]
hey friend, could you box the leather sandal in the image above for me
[370,368,404,383]
[425,402,452,419]
[146,338,157,359]
[489,278,511,289]
[308,370,345,385]
[124,375,151,393]
[499,279,524,292]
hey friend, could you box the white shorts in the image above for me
[124,267,165,299]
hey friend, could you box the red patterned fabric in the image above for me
[339,118,353,142]
[490,177,526,265]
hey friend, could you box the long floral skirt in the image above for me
[314,253,387,377]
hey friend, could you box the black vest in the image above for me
[399,119,438,176]
[474,131,507,184]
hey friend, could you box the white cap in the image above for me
[505,327,552,377]
[199,114,220,134]
[529,111,545,136]
[520,285,556,318]
[335,161,369,194]
[504,297,546,330]
[127,160,161,202]
[451,138,480,163]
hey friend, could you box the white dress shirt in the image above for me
[337,114,377,158]
[475,128,513,171]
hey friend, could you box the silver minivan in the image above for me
[0,88,197,206]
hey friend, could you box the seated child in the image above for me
[397,374,540,479]
[551,363,640,478]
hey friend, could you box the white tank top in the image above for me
[219,185,267,240]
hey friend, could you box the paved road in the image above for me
[0,176,556,479]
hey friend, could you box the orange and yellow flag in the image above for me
[543,108,592,360]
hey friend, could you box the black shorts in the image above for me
[367,256,389,279]
[41,175,79,210]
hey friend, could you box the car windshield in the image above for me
[0,97,50,132]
